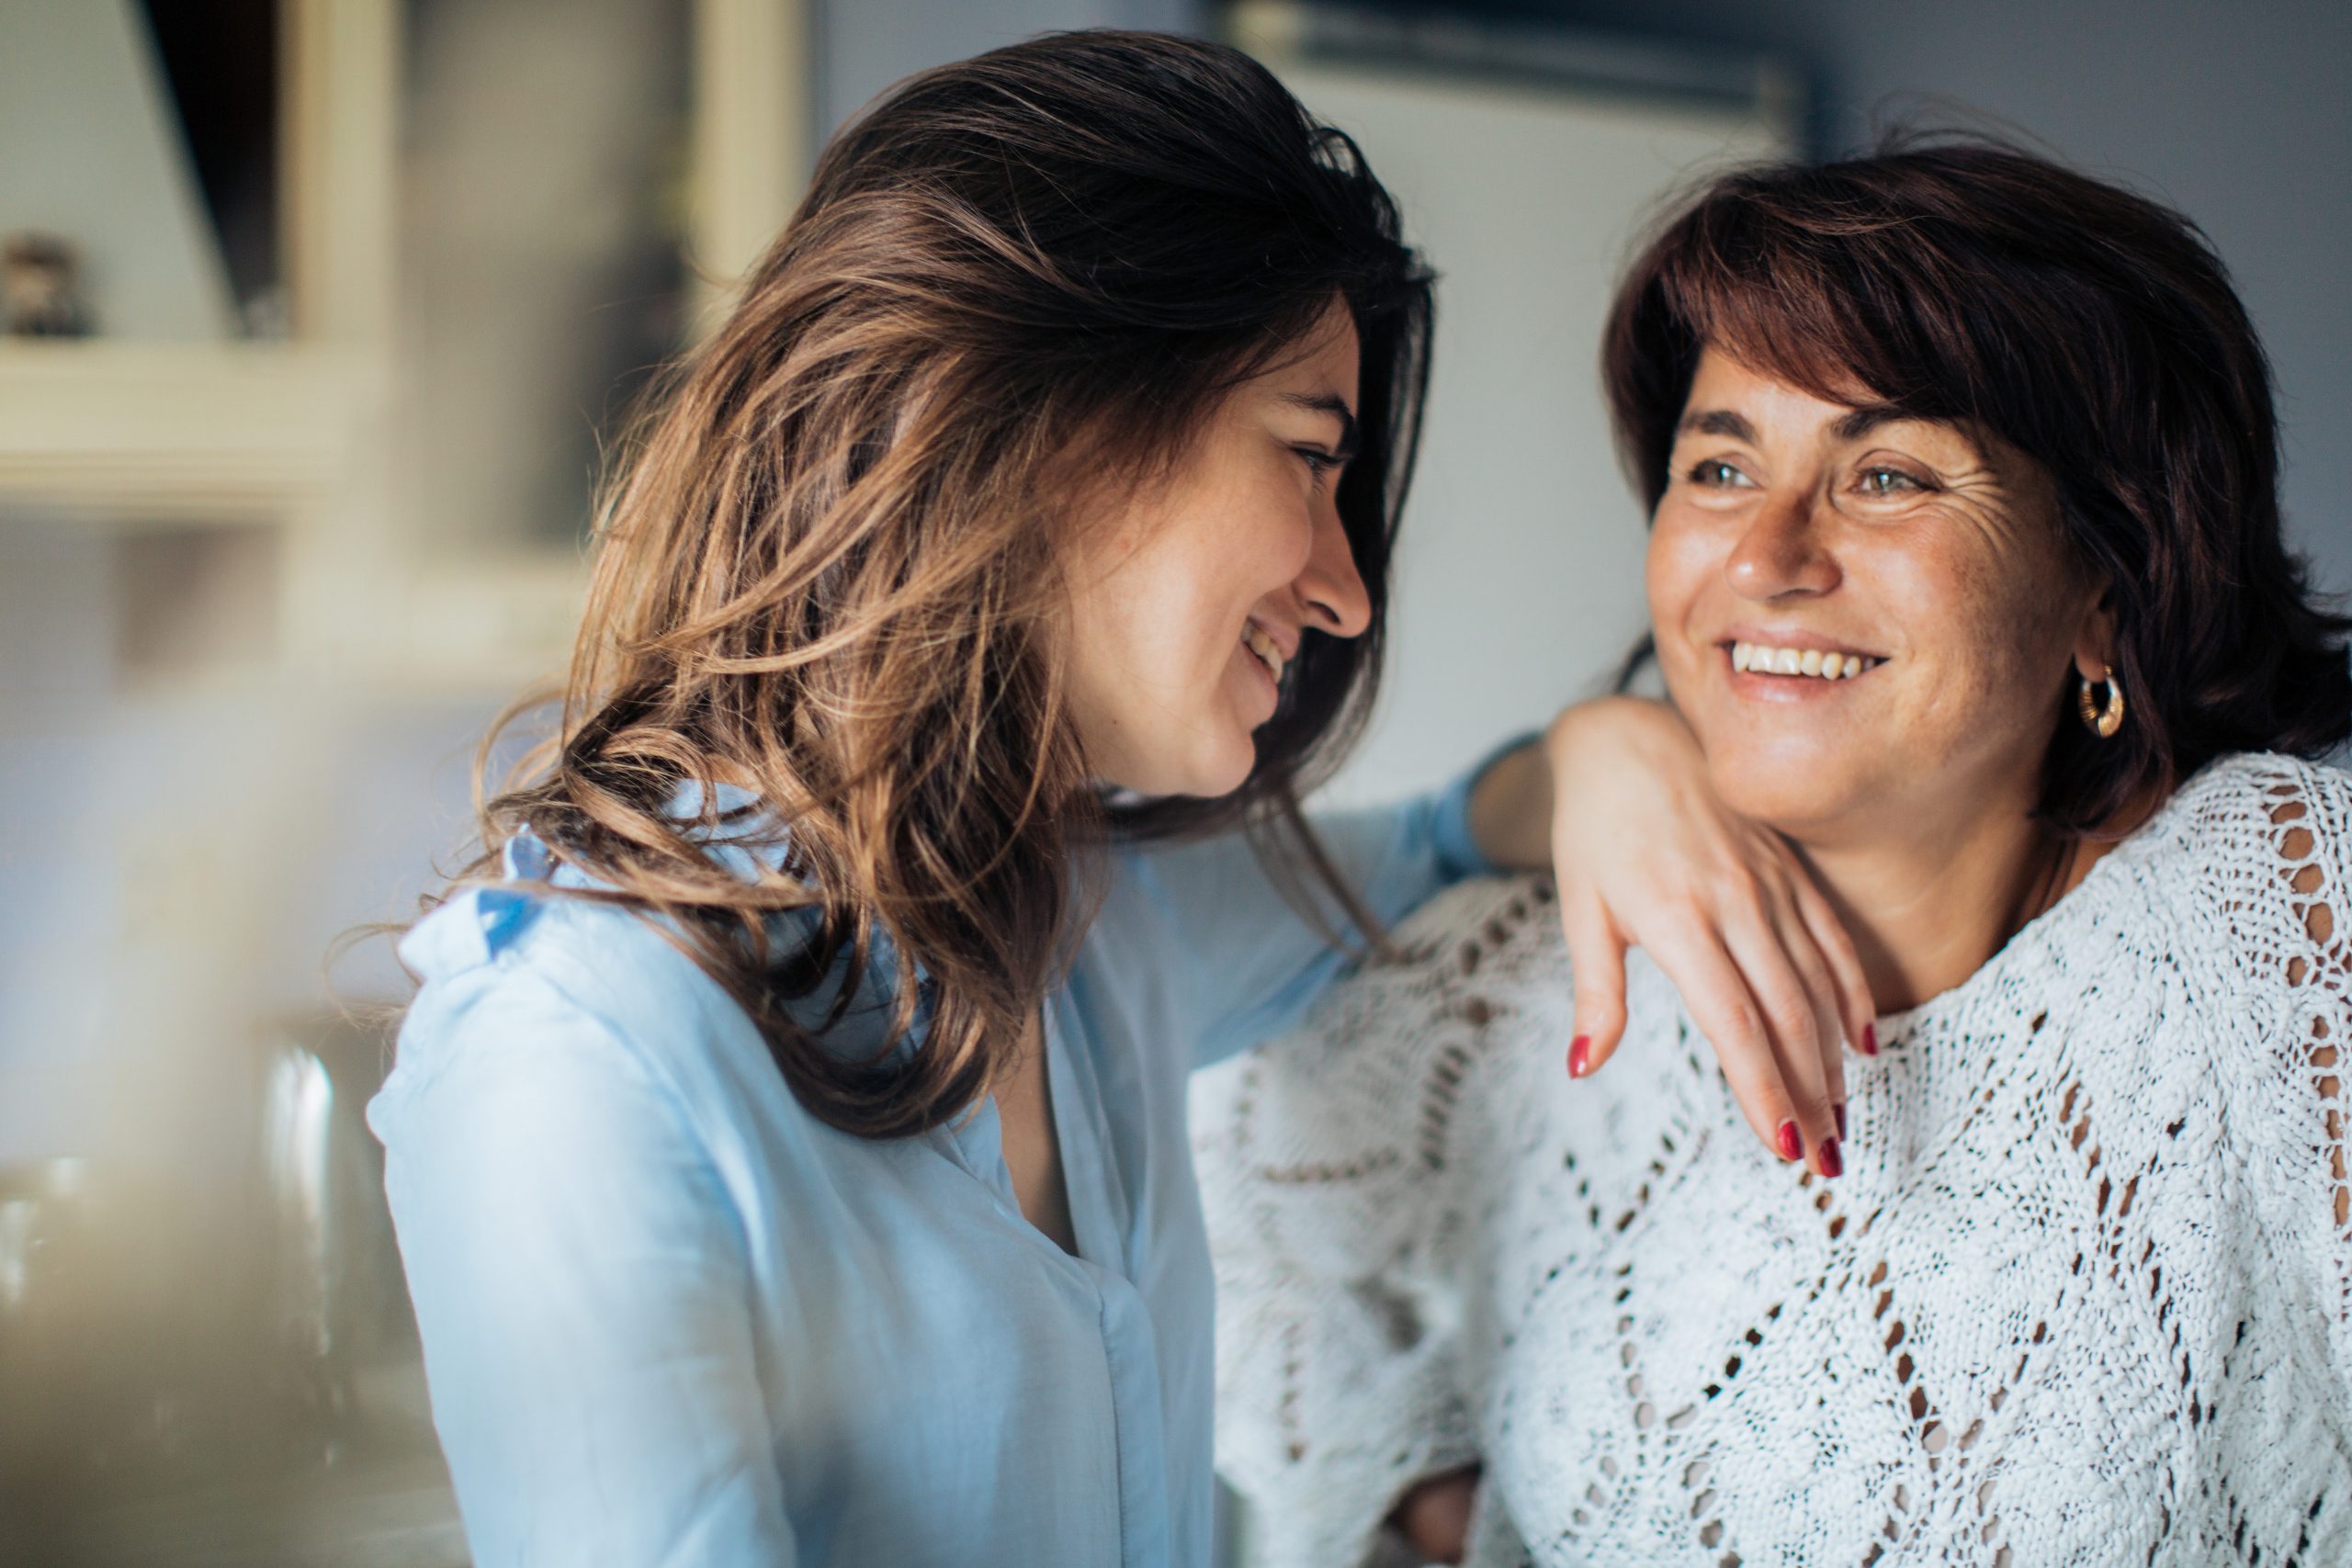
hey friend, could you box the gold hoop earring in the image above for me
[2077,664,2124,739]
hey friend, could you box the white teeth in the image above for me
[1729,640,1877,681]
[1242,624,1285,685]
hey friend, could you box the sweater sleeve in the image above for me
[2201,758,2352,1387]
[1193,874,1566,1568]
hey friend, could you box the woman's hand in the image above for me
[1467,697,1874,1175]
[1389,1466,1478,1564]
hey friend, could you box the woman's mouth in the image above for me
[1727,639,1884,681]
[1243,622,1287,687]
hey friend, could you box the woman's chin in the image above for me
[1705,752,1875,837]
[1117,730,1258,801]
[1190,739,1260,800]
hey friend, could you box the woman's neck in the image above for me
[1793,794,2104,1015]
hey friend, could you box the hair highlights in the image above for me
[435,32,1432,1138]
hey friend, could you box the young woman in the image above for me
[369,32,1871,1568]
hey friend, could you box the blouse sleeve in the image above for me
[372,970,797,1568]
[1193,874,1566,1568]
[1110,735,1528,1071]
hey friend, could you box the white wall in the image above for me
[818,0,1201,132]
[1264,61,1787,800]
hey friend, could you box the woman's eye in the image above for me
[1857,466,1925,495]
[1295,447,1341,483]
[1686,459,1755,489]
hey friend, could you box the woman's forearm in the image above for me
[1464,732,1555,871]
[1464,697,1678,872]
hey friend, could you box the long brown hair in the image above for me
[439,31,1432,1138]
[1602,135,2350,831]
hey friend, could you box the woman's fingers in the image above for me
[1789,869,1879,1062]
[1756,875,1849,1147]
[1717,899,1839,1170]
[1634,914,1798,1156]
[1765,880,1850,1146]
[1390,1467,1479,1564]
[1772,891,1849,1168]
[1560,892,1631,1078]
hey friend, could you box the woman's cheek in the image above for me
[1645,508,1719,704]
[1872,536,2057,773]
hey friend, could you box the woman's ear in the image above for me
[2070,581,2119,682]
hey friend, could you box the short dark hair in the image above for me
[1602,135,2351,832]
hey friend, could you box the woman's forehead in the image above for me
[1681,347,1996,460]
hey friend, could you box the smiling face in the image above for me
[1063,303,1370,798]
[1647,347,2110,845]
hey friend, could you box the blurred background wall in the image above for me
[0,2,2341,1563]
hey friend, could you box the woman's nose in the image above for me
[1724,492,1840,602]
[1295,505,1373,638]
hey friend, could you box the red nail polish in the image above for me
[1835,1102,1849,1140]
[1777,1120,1804,1162]
[1862,1023,1879,1056]
[1818,1137,1843,1179]
[1568,1035,1590,1077]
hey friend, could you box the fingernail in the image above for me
[1776,1120,1804,1162]
[1568,1035,1589,1077]
[1818,1137,1843,1179]
[1835,1102,1849,1141]
[1861,1023,1879,1056]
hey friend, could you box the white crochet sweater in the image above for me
[1195,753,2352,1568]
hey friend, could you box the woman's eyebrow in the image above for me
[1679,405,1918,444]
[1678,408,1756,442]
[1283,391,1361,457]
[1828,404,1913,442]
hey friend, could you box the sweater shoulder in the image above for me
[2137,752,2350,984]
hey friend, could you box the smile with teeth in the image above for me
[1729,640,1882,680]
[1243,622,1286,686]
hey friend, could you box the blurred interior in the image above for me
[0,2,2342,1563]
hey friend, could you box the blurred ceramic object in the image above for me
[2,231,93,336]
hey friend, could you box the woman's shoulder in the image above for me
[2126,751,2349,957]
[2148,750,2352,852]
[399,841,729,1041]
[378,837,799,1157]
[1383,872,1565,964]
[1325,871,1574,1021]
[2109,753,2350,1108]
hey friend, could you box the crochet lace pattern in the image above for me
[1195,754,2352,1567]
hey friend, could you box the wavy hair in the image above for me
[1603,135,2350,832]
[437,31,1432,1138]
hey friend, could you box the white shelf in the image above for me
[0,0,808,694]
[0,340,379,521]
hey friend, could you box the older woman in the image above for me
[1198,140,2352,1567]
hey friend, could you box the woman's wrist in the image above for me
[1466,699,1689,873]
[1464,735,1555,872]
[1544,694,1679,773]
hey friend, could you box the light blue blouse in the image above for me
[369,759,1502,1568]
